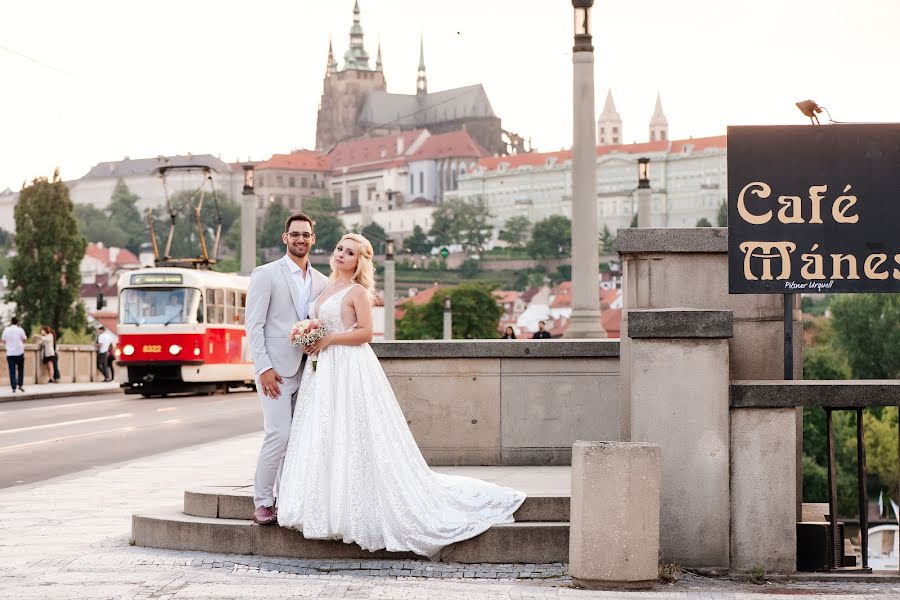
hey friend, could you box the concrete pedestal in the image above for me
[569,441,660,589]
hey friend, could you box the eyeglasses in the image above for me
[287,232,313,240]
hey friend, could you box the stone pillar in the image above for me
[567,48,604,338]
[637,186,651,228]
[240,191,257,274]
[624,308,732,568]
[569,441,661,589]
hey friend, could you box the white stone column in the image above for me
[240,192,257,273]
[637,187,651,227]
[569,441,660,589]
[567,50,604,338]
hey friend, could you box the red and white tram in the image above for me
[116,268,254,396]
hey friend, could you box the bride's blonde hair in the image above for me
[329,233,375,297]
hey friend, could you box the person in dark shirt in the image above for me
[532,320,551,339]
[501,326,517,339]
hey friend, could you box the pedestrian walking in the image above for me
[96,326,114,382]
[2,317,28,392]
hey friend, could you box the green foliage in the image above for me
[397,284,503,340]
[150,189,239,260]
[73,180,147,253]
[57,327,98,345]
[361,222,388,255]
[864,407,899,497]
[554,264,572,284]
[695,217,713,227]
[257,202,291,258]
[599,224,616,255]
[304,197,345,251]
[8,170,87,333]
[801,294,833,317]
[429,198,493,255]
[0,227,14,278]
[803,344,851,380]
[497,215,531,249]
[212,257,240,273]
[403,225,432,255]
[717,201,728,227]
[830,294,900,379]
[459,259,481,278]
[527,215,571,259]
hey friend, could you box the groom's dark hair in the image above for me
[284,213,315,233]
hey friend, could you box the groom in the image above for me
[245,212,329,525]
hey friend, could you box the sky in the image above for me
[2,0,899,191]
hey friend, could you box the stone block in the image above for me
[251,524,419,560]
[440,522,568,564]
[57,349,76,383]
[513,495,569,522]
[569,441,660,589]
[730,408,797,573]
[500,358,620,463]
[218,492,254,520]
[627,309,733,339]
[629,338,730,568]
[132,512,250,554]
[75,351,93,383]
[183,490,218,518]
[381,358,501,465]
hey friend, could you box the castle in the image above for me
[314,2,516,156]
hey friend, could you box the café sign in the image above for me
[728,124,900,294]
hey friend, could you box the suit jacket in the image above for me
[245,256,330,377]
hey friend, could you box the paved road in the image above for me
[0,391,262,488]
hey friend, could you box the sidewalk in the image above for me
[1,433,899,599]
[0,380,121,403]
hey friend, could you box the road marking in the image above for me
[1,397,127,412]
[0,413,133,436]
[156,407,177,412]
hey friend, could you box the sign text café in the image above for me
[727,124,900,294]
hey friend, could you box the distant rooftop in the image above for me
[82,154,232,179]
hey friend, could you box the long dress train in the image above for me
[277,285,525,558]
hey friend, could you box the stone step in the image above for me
[183,486,569,523]
[132,509,569,564]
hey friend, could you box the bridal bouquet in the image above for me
[290,319,328,370]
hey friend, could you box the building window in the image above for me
[288,177,295,187]
[612,126,619,134]
[599,127,605,134]
[409,174,414,193]
[257,174,264,187]
[289,195,297,209]
[661,130,667,141]
[350,188,359,206]
[301,176,308,187]
[613,137,619,144]
[367,184,377,201]
[276,175,283,186]
[334,190,342,205]
[419,172,424,194]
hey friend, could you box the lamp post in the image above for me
[566,0,605,339]
[637,157,651,227]
[241,164,257,273]
[384,238,396,340]
[443,296,452,340]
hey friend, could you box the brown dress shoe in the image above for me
[253,505,277,525]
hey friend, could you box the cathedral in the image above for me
[315,2,513,156]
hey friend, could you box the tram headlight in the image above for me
[193,347,200,357]
[122,344,135,356]
[169,344,182,355]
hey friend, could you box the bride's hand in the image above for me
[305,335,332,354]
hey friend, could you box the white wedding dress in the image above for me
[277,284,525,558]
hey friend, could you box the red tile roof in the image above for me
[410,130,490,161]
[329,130,427,170]
[492,290,521,305]
[85,243,140,269]
[602,308,622,338]
[255,150,330,172]
[669,135,728,154]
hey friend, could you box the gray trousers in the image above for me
[253,366,303,509]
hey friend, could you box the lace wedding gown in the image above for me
[277,284,525,557]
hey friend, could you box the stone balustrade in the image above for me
[0,343,102,386]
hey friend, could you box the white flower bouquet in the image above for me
[290,318,328,370]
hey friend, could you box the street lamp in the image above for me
[443,296,452,340]
[384,238,396,341]
[637,157,651,227]
[240,163,257,273]
[566,0,605,338]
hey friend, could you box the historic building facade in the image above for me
[315,2,507,155]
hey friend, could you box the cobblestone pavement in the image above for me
[1,432,899,599]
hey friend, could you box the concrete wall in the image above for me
[371,340,620,465]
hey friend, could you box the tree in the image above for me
[304,197,345,251]
[403,225,432,255]
[803,344,851,380]
[527,215,571,259]
[107,179,147,253]
[397,284,503,340]
[717,201,728,227]
[498,215,531,249]
[257,202,291,257]
[8,170,87,333]
[75,203,116,247]
[361,222,388,255]
[830,294,900,379]
[695,217,713,227]
[429,198,493,255]
[599,224,616,255]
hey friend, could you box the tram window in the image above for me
[119,288,200,325]
[206,288,225,324]
[224,290,235,324]
[236,292,246,325]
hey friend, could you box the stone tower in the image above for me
[416,35,427,95]
[597,90,622,146]
[649,93,668,142]
[315,1,386,151]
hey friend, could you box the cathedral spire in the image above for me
[597,89,623,146]
[326,37,337,77]
[375,40,383,72]
[649,92,668,142]
[343,0,371,70]
[416,34,427,95]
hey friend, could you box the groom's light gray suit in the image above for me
[245,255,329,509]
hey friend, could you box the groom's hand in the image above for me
[259,369,283,399]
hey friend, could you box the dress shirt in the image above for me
[284,255,313,320]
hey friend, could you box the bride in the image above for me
[277,233,525,558]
